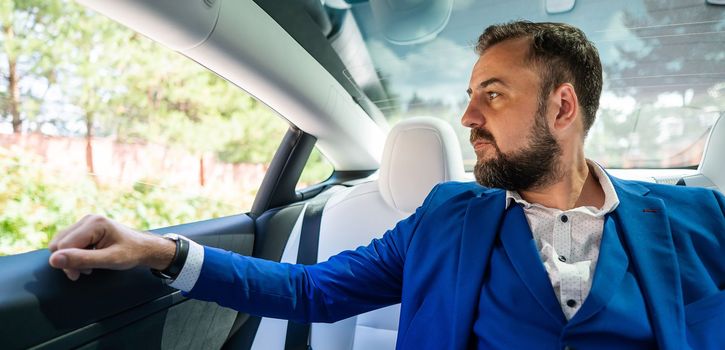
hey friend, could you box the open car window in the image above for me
[0,3,302,256]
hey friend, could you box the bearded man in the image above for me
[48,21,724,349]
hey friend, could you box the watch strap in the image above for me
[151,234,190,280]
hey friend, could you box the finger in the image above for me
[63,268,81,281]
[56,217,108,251]
[50,247,134,271]
[49,217,88,252]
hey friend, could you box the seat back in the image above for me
[311,117,465,350]
[680,114,724,191]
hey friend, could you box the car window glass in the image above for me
[341,0,724,169]
[297,146,334,190]
[0,2,287,256]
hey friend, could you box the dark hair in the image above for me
[476,21,603,134]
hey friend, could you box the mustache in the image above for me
[470,127,496,144]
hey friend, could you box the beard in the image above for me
[472,100,563,191]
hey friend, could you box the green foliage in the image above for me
[299,147,334,186]
[0,0,66,127]
[0,147,235,256]
[211,109,289,164]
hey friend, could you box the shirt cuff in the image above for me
[168,237,204,292]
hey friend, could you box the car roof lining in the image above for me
[251,0,388,128]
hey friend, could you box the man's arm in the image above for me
[184,220,417,323]
[48,185,442,322]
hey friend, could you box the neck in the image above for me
[518,153,605,211]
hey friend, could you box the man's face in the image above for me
[461,38,562,191]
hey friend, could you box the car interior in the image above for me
[0,0,722,349]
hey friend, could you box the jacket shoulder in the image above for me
[609,174,719,202]
[634,180,723,208]
[424,181,497,210]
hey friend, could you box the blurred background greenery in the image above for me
[0,0,332,255]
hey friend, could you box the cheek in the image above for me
[491,108,536,148]
[494,121,535,154]
[481,99,538,152]
[497,132,524,154]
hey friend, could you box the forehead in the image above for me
[469,38,538,88]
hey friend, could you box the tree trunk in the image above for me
[4,24,21,134]
[199,155,206,187]
[85,112,95,175]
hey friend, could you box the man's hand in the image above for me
[48,215,176,281]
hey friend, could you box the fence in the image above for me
[0,133,269,198]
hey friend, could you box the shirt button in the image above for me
[560,214,569,223]
[558,255,567,262]
[566,299,577,307]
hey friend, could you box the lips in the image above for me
[472,140,492,151]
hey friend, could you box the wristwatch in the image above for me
[150,233,189,280]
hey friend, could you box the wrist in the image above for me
[149,233,190,280]
[143,235,177,271]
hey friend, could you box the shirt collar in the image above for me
[505,159,620,216]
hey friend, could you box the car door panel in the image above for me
[0,213,255,350]
[74,294,238,350]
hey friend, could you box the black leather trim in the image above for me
[251,127,317,217]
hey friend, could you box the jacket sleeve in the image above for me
[183,185,443,323]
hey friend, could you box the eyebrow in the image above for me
[466,78,507,97]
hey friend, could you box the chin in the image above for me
[474,149,495,160]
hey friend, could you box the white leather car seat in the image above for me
[679,114,724,191]
[310,117,466,350]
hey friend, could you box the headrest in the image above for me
[697,114,725,190]
[379,117,465,213]
[679,114,724,190]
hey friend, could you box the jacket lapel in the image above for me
[450,189,507,350]
[499,204,567,326]
[568,215,628,325]
[609,177,687,350]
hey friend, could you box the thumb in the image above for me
[50,247,130,270]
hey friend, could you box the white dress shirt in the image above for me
[505,160,620,320]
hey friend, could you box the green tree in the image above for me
[103,32,289,182]
[54,3,129,173]
[0,0,64,133]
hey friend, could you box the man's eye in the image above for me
[487,92,500,100]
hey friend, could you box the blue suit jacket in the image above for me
[187,176,725,349]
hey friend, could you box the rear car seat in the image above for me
[678,114,724,191]
[311,117,466,350]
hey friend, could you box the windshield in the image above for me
[335,0,724,170]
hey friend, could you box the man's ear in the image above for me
[551,83,579,132]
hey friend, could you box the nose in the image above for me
[461,101,484,129]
